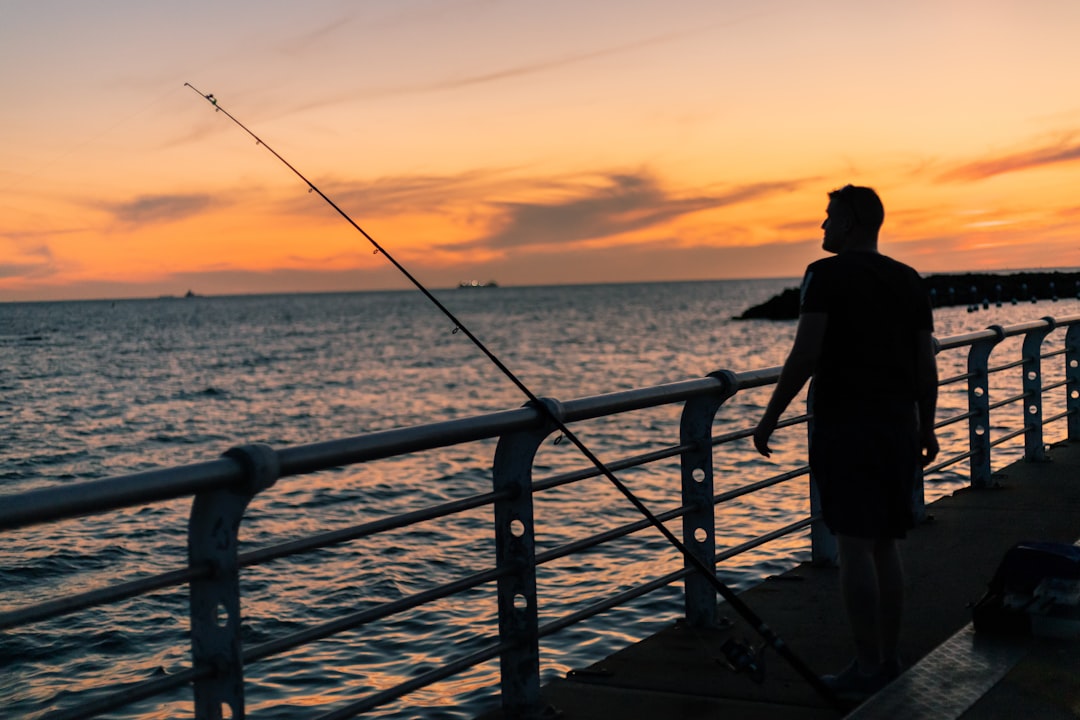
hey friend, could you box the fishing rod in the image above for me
[183,83,843,712]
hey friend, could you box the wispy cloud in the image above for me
[314,169,517,216]
[276,15,357,57]
[776,218,821,233]
[103,193,219,226]
[442,173,807,251]
[179,9,768,150]
[277,13,761,119]
[1,227,84,243]
[278,0,500,57]
[0,242,55,280]
[939,136,1080,182]
[275,31,696,118]
[388,30,687,96]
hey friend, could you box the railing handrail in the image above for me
[12,314,1078,534]
[0,377,735,532]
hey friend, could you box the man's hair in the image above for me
[829,185,884,232]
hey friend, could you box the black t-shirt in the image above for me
[799,251,933,419]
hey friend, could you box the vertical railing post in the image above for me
[491,399,557,720]
[189,444,279,720]
[1067,324,1080,441]
[679,371,737,628]
[1022,318,1055,461]
[968,326,1005,487]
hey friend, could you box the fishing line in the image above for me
[183,82,843,711]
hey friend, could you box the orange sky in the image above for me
[3,0,1080,301]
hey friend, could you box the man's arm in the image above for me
[753,311,826,457]
[916,329,939,465]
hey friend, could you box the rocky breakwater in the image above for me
[734,271,1080,320]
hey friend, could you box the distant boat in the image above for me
[458,280,498,289]
[184,290,198,298]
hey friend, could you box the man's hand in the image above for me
[753,417,776,458]
[921,430,940,467]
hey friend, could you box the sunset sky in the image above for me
[3,0,1080,301]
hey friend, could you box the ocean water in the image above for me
[2,279,1078,719]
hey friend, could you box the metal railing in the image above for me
[2,315,1080,719]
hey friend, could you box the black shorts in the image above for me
[810,405,920,539]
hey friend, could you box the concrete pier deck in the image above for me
[479,439,1080,719]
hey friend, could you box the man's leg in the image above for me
[873,537,904,668]
[837,534,882,673]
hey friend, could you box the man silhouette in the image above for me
[753,185,939,696]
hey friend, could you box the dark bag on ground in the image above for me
[972,540,1080,635]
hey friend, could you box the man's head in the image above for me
[821,185,884,254]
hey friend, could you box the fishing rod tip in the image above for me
[184,83,216,105]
